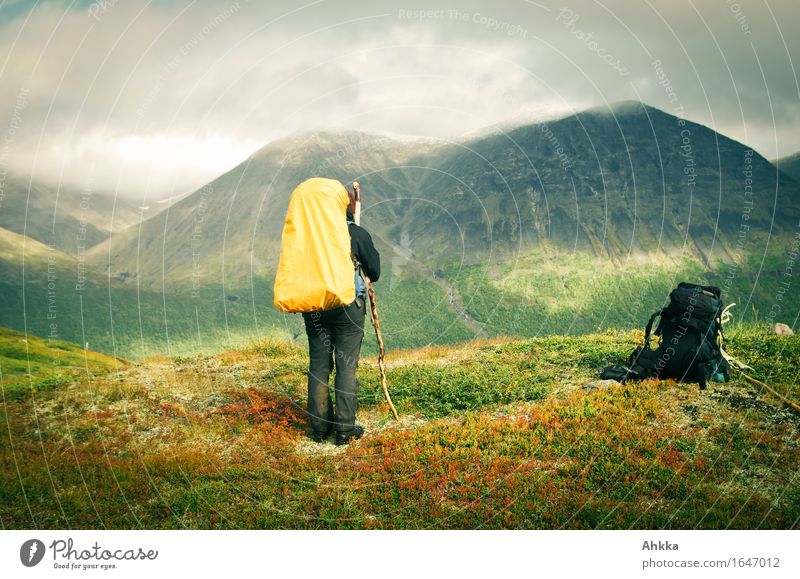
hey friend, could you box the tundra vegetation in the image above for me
[1,325,797,529]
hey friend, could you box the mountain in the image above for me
[411,101,797,264]
[774,151,800,183]
[85,131,439,288]
[89,101,799,289]
[0,175,151,256]
[5,101,800,358]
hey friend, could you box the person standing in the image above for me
[303,187,380,445]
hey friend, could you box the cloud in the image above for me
[0,0,798,200]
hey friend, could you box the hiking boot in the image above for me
[310,428,332,443]
[335,425,364,446]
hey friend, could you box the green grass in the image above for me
[448,250,800,338]
[0,326,125,400]
[0,258,472,360]
[4,242,799,364]
[1,328,797,529]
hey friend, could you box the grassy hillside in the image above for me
[774,152,800,183]
[0,326,125,399]
[0,227,294,359]
[0,175,147,256]
[448,249,800,338]
[1,328,797,529]
[405,101,799,266]
[0,231,472,358]
[4,222,799,361]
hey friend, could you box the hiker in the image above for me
[302,186,380,445]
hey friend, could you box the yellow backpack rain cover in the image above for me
[273,178,356,312]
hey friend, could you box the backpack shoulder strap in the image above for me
[644,308,663,349]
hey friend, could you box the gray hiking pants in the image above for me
[303,298,366,434]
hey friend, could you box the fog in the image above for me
[0,0,797,201]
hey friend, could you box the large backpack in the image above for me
[602,282,730,390]
[273,178,356,313]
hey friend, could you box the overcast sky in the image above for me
[0,0,798,202]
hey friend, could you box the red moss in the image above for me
[212,388,307,434]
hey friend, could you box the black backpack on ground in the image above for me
[601,282,730,390]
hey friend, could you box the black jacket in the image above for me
[346,211,380,282]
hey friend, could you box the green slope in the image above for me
[449,250,800,338]
[0,225,474,358]
[3,221,799,361]
[0,325,123,378]
[0,325,125,400]
[774,151,800,183]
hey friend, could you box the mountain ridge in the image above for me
[0,174,151,256]
[773,151,800,183]
[85,100,800,292]
[3,100,800,358]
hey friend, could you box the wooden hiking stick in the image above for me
[719,307,799,414]
[352,181,399,419]
[352,180,362,225]
[736,369,800,414]
[366,276,399,419]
